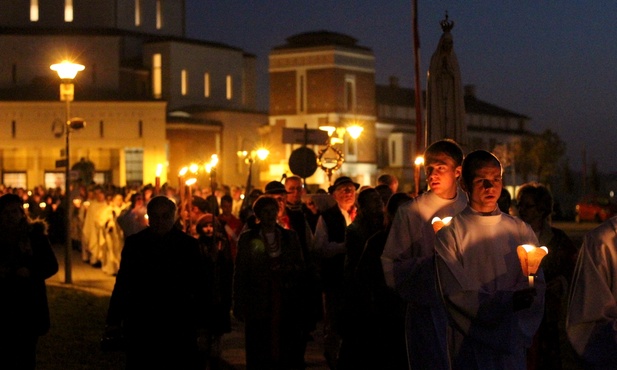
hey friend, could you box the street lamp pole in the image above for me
[51,60,85,284]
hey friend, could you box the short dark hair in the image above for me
[516,182,553,219]
[220,194,233,204]
[461,150,502,191]
[424,139,464,167]
[252,196,279,217]
[377,174,397,186]
[147,196,177,216]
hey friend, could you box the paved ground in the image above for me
[47,245,329,370]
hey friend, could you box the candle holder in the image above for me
[516,244,549,287]
[431,216,452,233]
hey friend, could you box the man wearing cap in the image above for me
[314,176,359,369]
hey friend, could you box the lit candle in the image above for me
[155,163,163,194]
[516,244,549,287]
[431,216,452,233]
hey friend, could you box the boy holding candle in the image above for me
[381,139,467,370]
[434,150,545,369]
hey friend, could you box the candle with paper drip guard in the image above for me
[431,216,452,233]
[516,244,549,287]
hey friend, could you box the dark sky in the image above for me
[185,1,617,174]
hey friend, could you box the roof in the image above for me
[272,30,371,52]
[375,83,529,119]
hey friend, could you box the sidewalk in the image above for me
[48,245,329,370]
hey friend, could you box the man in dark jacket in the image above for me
[314,176,359,369]
[106,196,209,369]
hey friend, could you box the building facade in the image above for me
[0,0,265,191]
[268,31,377,189]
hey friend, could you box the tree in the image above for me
[531,129,566,184]
[511,129,566,186]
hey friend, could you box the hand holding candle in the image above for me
[431,216,452,233]
[516,244,549,287]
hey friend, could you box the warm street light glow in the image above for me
[319,125,336,136]
[346,125,364,139]
[189,163,199,173]
[50,60,85,80]
[256,148,269,161]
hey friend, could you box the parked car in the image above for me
[575,195,617,222]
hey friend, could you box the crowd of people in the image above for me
[4,137,617,369]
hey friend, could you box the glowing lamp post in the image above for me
[50,60,85,284]
[516,244,549,287]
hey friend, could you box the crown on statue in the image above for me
[440,11,454,33]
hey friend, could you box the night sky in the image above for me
[185,1,617,174]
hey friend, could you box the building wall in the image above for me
[143,41,254,111]
[0,35,121,90]
[269,43,377,188]
[0,101,168,188]
[0,0,184,37]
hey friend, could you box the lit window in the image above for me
[135,0,141,26]
[181,69,188,96]
[156,0,163,29]
[125,148,144,185]
[226,75,232,100]
[3,172,27,189]
[65,0,73,22]
[204,73,210,97]
[30,0,39,22]
[344,75,356,112]
[152,54,162,99]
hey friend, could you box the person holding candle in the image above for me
[381,139,467,370]
[434,150,545,370]
[516,182,578,370]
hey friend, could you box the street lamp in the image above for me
[50,60,85,284]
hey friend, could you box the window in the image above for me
[135,0,142,26]
[125,148,144,185]
[344,75,356,112]
[204,73,210,97]
[3,172,27,189]
[226,75,232,100]
[391,140,397,164]
[152,54,162,99]
[30,0,39,22]
[65,0,73,22]
[377,138,388,168]
[298,74,305,112]
[156,0,163,29]
[181,69,188,96]
[44,172,64,190]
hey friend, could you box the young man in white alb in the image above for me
[381,139,467,370]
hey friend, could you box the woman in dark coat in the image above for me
[0,193,59,369]
[233,196,308,370]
